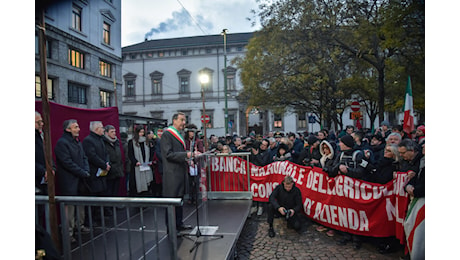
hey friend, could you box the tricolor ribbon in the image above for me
[165,126,185,149]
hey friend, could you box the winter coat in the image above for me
[297,145,321,167]
[103,136,124,179]
[319,140,337,173]
[35,130,47,194]
[82,131,109,193]
[160,128,188,197]
[269,181,303,214]
[54,131,90,196]
[370,142,386,164]
[409,156,425,198]
[363,157,399,184]
[328,148,371,180]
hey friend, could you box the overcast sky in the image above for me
[121,0,262,47]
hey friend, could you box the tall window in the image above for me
[274,114,283,128]
[99,60,111,77]
[152,79,161,94]
[35,35,52,58]
[224,66,236,91]
[68,48,84,69]
[298,113,307,129]
[100,90,111,107]
[227,75,235,91]
[103,22,111,45]
[35,76,54,99]
[68,82,87,104]
[126,80,135,96]
[199,68,214,92]
[150,71,163,95]
[72,5,82,31]
[177,69,191,94]
[180,77,189,93]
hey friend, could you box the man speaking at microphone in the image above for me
[161,112,201,232]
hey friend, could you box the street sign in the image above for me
[201,114,210,123]
[350,111,363,120]
[351,101,360,112]
[308,115,316,124]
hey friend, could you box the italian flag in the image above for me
[403,76,414,137]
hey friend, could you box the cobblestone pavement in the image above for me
[235,210,404,260]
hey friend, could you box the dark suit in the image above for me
[55,131,90,196]
[160,128,188,228]
[82,132,108,194]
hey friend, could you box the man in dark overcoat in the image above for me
[161,112,200,231]
[54,119,90,242]
[82,121,111,196]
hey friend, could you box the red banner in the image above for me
[210,156,409,240]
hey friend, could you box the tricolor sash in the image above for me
[165,126,185,149]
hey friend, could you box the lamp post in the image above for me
[221,29,228,135]
[199,72,210,150]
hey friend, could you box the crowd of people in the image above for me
[35,111,424,258]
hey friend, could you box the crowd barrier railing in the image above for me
[35,195,182,260]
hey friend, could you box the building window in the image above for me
[72,5,82,31]
[298,113,307,129]
[150,71,163,95]
[224,66,237,91]
[100,90,111,107]
[68,47,84,69]
[35,35,52,59]
[103,22,111,45]
[199,68,214,92]
[152,79,161,94]
[99,60,111,77]
[68,82,87,104]
[126,80,135,96]
[227,75,235,91]
[177,69,191,94]
[182,50,188,56]
[180,77,189,93]
[35,76,54,99]
[274,114,283,128]
[124,73,137,97]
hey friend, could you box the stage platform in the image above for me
[70,198,252,260]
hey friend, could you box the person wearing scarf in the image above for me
[128,127,153,196]
[103,125,124,200]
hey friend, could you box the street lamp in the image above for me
[221,28,228,135]
[199,72,210,150]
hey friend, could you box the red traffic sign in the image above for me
[351,101,360,112]
[201,114,210,123]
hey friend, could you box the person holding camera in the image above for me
[267,176,303,237]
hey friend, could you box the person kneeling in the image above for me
[267,176,303,237]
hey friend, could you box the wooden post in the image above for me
[37,7,61,251]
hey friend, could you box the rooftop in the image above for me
[122,32,255,53]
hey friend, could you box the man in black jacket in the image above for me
[83,121,111,196]
[267,176,303,237]
[54,119,91,243]
[83,121,111,221]
[326,134,372,249]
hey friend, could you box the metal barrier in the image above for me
[205,152,253,200]
[35,195,182,260]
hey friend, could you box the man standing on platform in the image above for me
[161,112,201,232]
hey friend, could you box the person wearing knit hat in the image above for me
[415,125,425,145]
[380,120,392,138]
[328,133,373,249]
[340,134,355,149]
